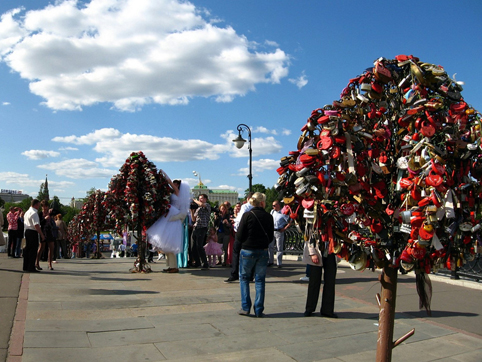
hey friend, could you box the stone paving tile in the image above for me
[167,346,296,362]
[154,330,289,360]
[26,317,154,332]
[275,331,378,362]
[452,349,482,362]
[22,345,165,362]
[88,322,222,347]
[23,331,90,348]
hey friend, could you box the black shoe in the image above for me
[321,312,338,319]
[304,311,313,317]
[267,263,273,267]
[224,277,238,283]
[201,264,209,270]
[238,309,250,316]
[29,269,40,273]
[36,266,43,271]
[255,313,265,318]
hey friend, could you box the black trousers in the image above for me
[305,253,337,315]
[23,230,39,272]
[8,229,17,256]
[191,227,208,267]
[230,240,241,279]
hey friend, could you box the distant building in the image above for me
[191,181,238,206]
[0,189,30,203]
[70,197,84,210]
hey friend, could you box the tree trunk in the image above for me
[376,264,398,362]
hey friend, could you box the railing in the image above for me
[281,228,482,282]
[283,227,304,254]
[437,254,482,282]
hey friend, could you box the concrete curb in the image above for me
[7,274,28,362]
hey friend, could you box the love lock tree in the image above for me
[85,190,109,259]
[275,55,481,362]
[67,213,88,258]
[107,151,171,273]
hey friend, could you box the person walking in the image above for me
[16,210,25,258]
[190,193,211,269]
[23,199,45,273]
[147,172,190,273]
[236,192,274,318]
[269,200,291,268]
[55,214,68,259]
[35,201,56,271]
[225,193,253,283]
[204,227,223,267]
[7,206,21,257]
[215,203,232,266]
[303,235,338,318]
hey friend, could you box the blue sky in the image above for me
[0,0,481,204]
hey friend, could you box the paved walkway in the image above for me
[1,253,481,362]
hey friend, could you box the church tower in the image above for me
[43,174,50,201]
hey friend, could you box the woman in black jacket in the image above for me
[236,192,274,318]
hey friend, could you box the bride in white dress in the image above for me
[147,170,190,272]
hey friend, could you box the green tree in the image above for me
[60,205,79,225]
[37,182,48,201]
[265,186,278,212]
[244,184,266,199]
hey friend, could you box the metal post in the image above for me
[376,264,398,362]
[233,124,253,193]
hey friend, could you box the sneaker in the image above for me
[300,276,309,282]
[238,309,250,316]
[224,277,238,283]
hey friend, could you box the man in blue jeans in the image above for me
[236,192,274,318]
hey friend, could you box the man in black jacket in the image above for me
[236,192,274,318]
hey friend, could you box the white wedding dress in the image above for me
[146,182,190,254]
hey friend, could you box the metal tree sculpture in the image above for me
[108,151,171,273]
[275,55,480,361]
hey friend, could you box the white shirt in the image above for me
[233,202,253,232]
[24,206,40,231]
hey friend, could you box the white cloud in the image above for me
[58,146,79,151]
[289,71,308,89]
[236,158,279,176]
[51,128,281,169]
[22,149,60,160]
[282,128,292,136]
[253,126,277,135]
[52,128,122,145]
[0,8,28,57]
[0,0,290,111]
[2,101,10,105]
[0,171,74,190]
[37,158,116,179]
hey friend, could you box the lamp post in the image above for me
[192,171,202,185]
[232,124,252,193]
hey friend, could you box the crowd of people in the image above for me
[2,172,338,318]
[4,200,70,272]
[144,171,337,318]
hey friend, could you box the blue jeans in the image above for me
[239,249,268,316]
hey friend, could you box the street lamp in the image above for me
[192,171,202,185]
[233,124,252,193]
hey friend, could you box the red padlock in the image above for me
[420,121,436,137]
[426,170,443,187]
